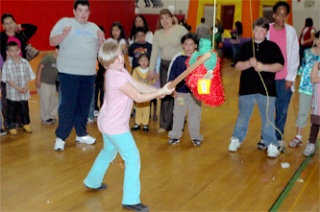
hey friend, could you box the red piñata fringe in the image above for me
[185,52,225,107]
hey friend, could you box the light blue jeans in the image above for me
[84,132,141,205]
[232,94,278,147]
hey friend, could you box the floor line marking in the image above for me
[269,141,319,212]
[289,163,318,211]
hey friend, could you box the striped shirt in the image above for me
[1,57,35,101]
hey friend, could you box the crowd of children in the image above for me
[0,1,319,153]
[1,0,320,211]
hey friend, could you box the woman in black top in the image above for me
[0,13,37,129]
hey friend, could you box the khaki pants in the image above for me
[135,101,151,125]
[168,92,203,141]
[38,82,58,121]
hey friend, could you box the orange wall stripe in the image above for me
[187,0,199,32]
[287,0,293,25]
[241,0,260,38]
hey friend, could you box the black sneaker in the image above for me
[257,139,266,150]
[142,125,149,132]
[131,124,140,131]
[192,139,202,146]
[278,140,286,153]
[168,138,180,145]
[84,183,108,191]
[122,203,149,212]
[41,119,55,125]
[131,108,136,117]
[0,129,7,136]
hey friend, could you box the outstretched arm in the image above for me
[120,81,174,103]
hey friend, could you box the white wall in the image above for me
[292,0,320,35]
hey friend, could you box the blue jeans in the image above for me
[275,79,293,141]
[232,94,278,147]
[55,73,95,140]
[84,132,141,205]
[88,86,95,120]
[231,44,240,62]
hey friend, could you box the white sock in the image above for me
[296,135,302,140]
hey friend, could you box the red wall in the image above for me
[1,0,135,51]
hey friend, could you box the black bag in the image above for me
[21,31,39,61]
[25,44,39,61]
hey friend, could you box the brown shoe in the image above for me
[23,125,32,133]
[157,128,166,133]
[9,129,17,135]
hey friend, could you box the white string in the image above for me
[249,0,284,143]
[212,0,217,50]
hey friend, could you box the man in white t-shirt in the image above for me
[49,0,105,151]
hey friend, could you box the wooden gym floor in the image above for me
[0,53,319,211]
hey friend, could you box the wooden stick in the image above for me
[168,51,212,89]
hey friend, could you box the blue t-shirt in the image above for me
[128,42,152,70]
[168,55,191,93]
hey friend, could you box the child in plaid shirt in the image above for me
[1,41,35,135]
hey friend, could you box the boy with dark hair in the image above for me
[228,17,285,158]
[167,32,203,146]
[36,46,59,125]
[257,1,299,151]
[1,41,35,135]
[272,1,290,13]
[50,0,105,151]
[128,27,152,70]
[73,0,90,10]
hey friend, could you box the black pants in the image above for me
[309,114,320,144]
[94,79,104,111]
[159,59,174,130]
[7,100,30,129]
[1,82,8,127]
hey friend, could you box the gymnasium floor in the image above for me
[0,53,319,211]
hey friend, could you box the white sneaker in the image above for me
[267,144,280,158]
[76,135,96,145]
[54,138,65,151]
[94,110,99,117]
[87,118,94,124]
[303,142,315,157]
[228,137,240,152]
